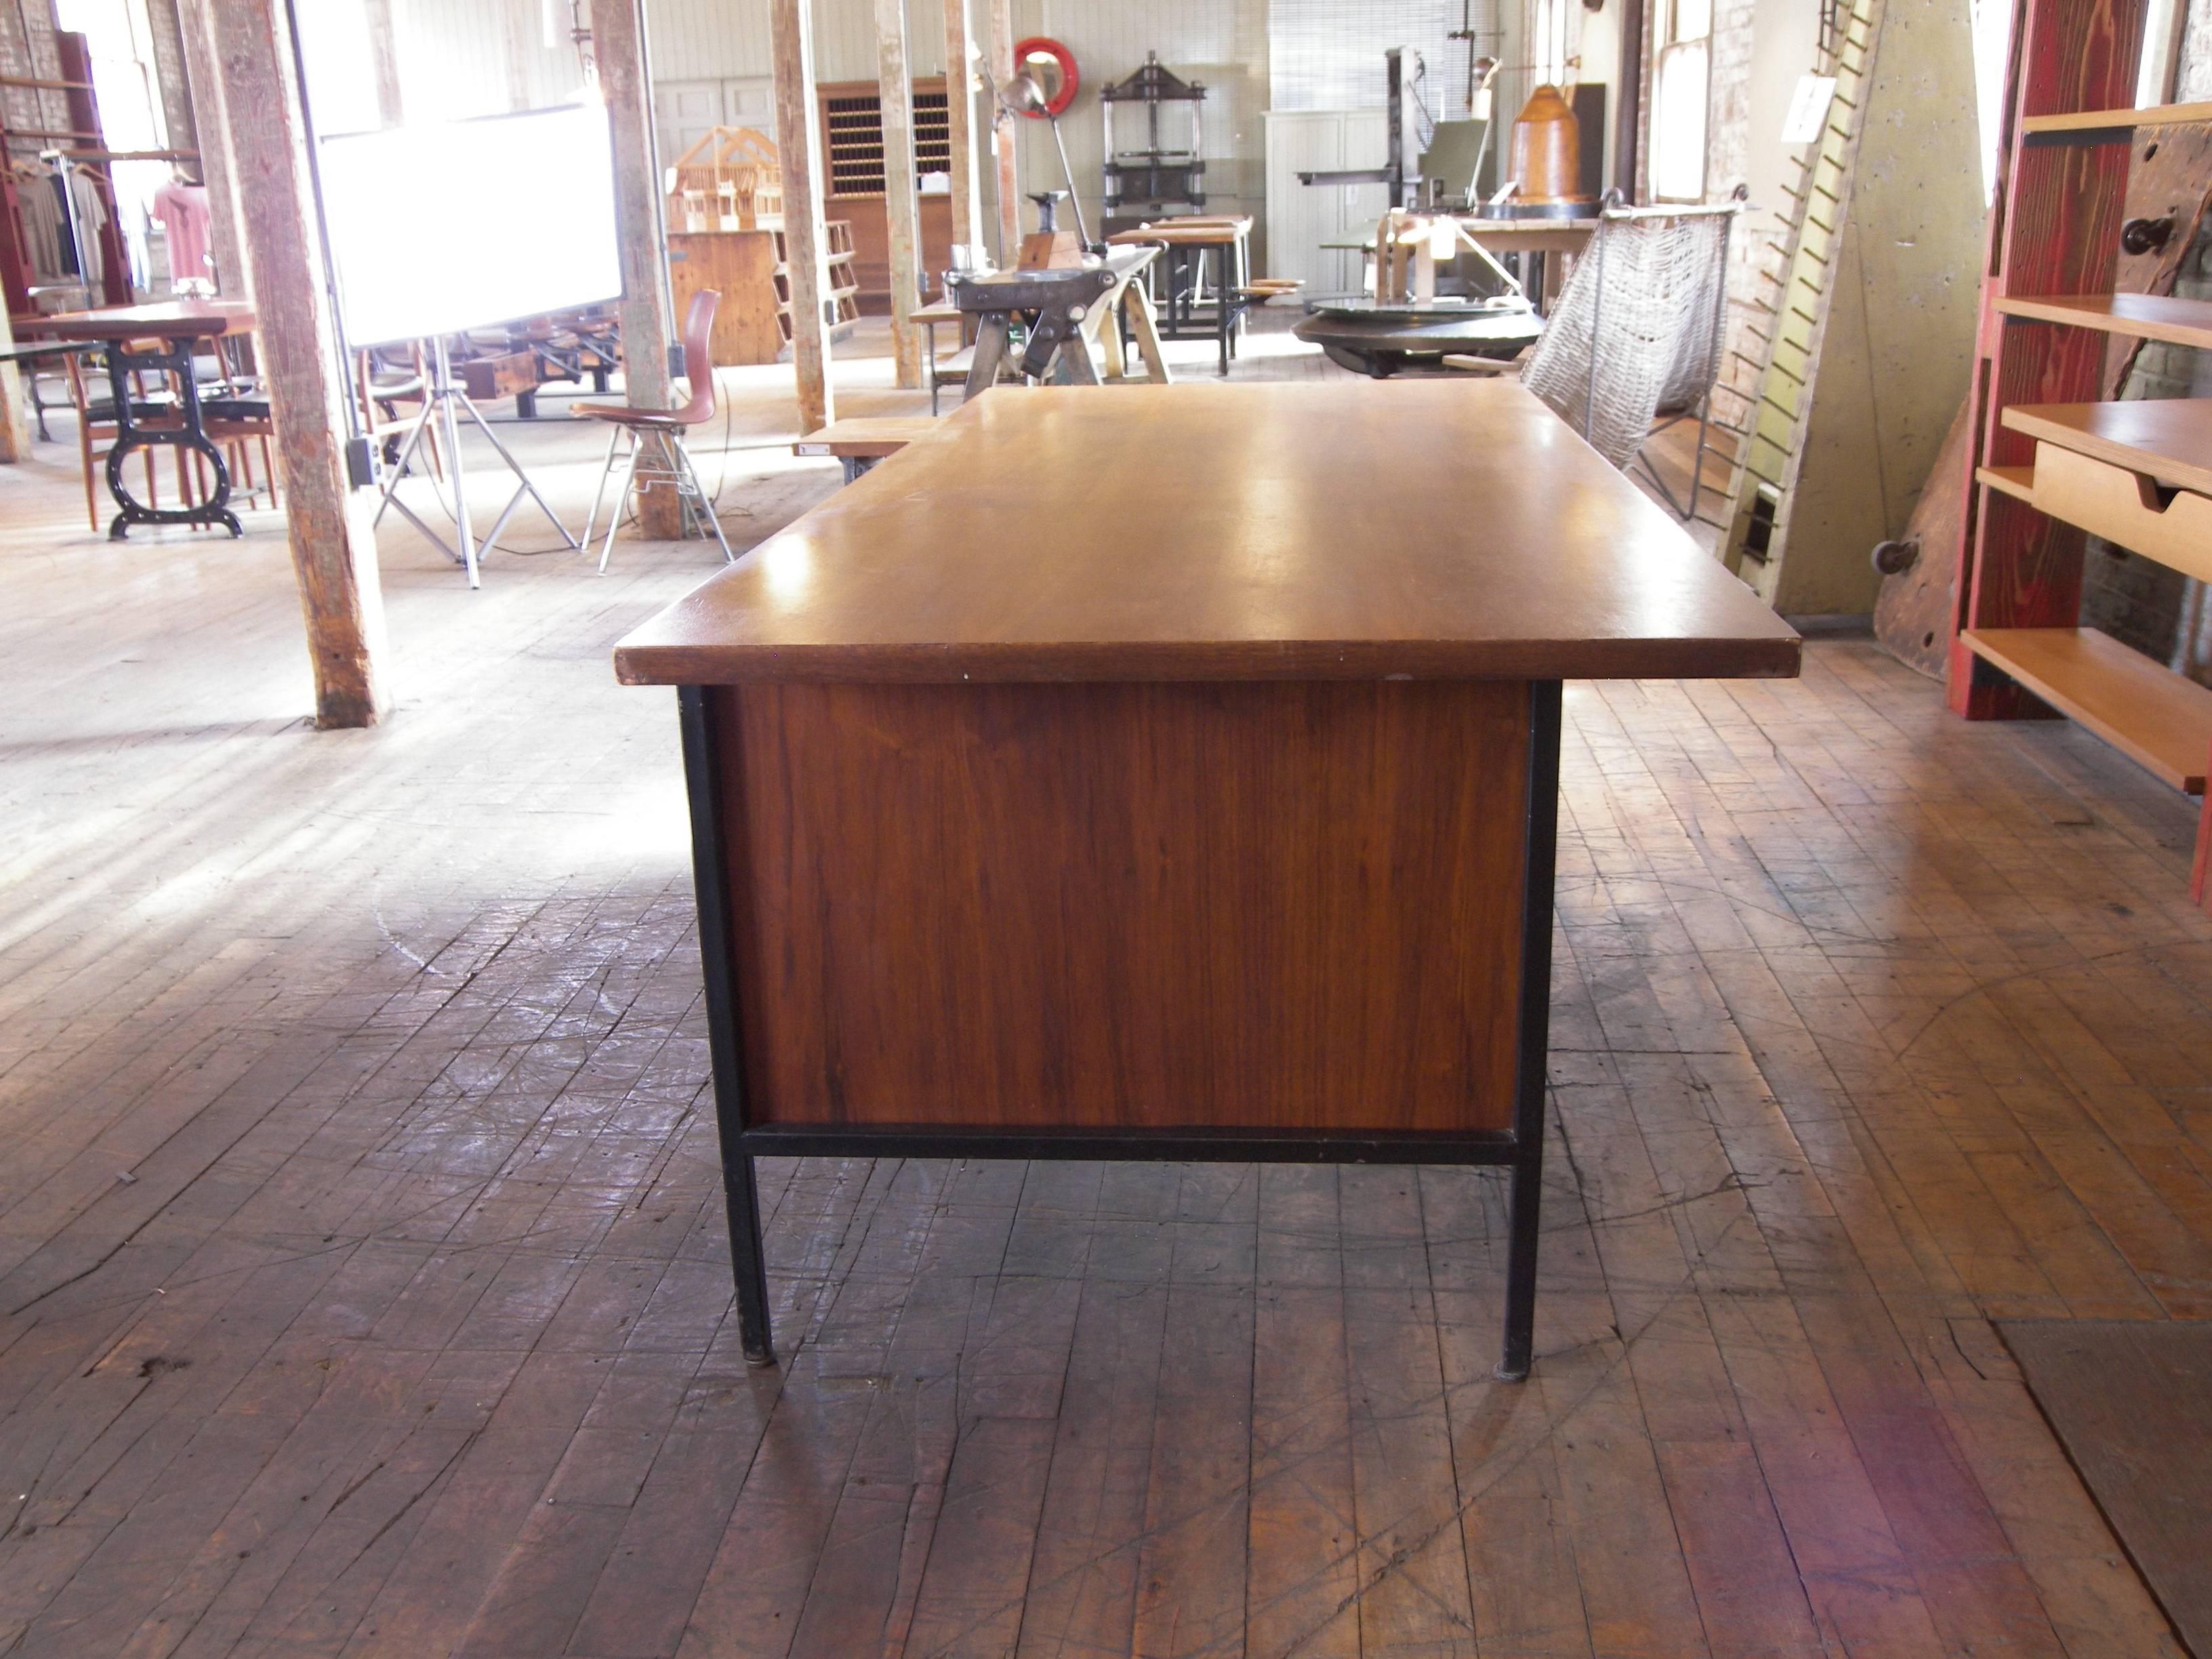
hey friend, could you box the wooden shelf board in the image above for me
[1977,464,2036,503]
[2020,100,2212,133]
[1963,627,2212,792]
[2001,399,2212,497]
[1996,292,2212,350]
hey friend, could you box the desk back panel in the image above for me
[716,677,1531,1132]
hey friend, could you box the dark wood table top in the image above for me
[615,380,1802,686]
[14,300,257,341]
[0,336,100,363]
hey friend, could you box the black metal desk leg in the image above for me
[722,1153,774,1364]
[1498,678,1563,1381]
[678,686,778,1367]
[1216,245,1231,376]
[100,335,243,540]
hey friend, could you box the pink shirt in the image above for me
[152,181,213,287]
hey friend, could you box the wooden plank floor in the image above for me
[1,320,2207,1656]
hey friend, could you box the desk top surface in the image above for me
[1107,218,1252,245]
[16,300,256,340]
[615,380,1800,686]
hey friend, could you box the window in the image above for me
[1650,0,1711,201]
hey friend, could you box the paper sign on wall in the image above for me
[1781,75,1839,143]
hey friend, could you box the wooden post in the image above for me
[771,0,835,432]
[876,0,922,388]
[0,306,28,464]
[363,0,405,128]
[940,0,983,258]
[144,0,201,161]
[594,0,684,537]
[178,0,249,296]
[208,0,388,728]
[986,0,1019,264]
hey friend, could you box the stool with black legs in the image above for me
[573,289,733,573]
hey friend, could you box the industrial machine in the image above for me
[1101,53,1208,220]
[1293,210,1540,377]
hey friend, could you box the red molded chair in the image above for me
[573,288,733,572]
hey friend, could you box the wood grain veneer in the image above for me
[2003,398,2212,497]
[615,381,1801,687]
[717,678,1532,1132]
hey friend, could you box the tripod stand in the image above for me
[373,335,578,588]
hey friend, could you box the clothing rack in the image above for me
[2,30,133,314]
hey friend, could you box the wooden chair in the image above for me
[573,289,733,573]
[192,335,279,514]
[355,344,441,486]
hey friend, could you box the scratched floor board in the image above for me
[1,324,2207,1655]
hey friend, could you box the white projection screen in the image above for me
[319,103,624,348]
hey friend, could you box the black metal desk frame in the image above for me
[96,331,242,540]
[1141,239,1250,375]
[671,678,1564,1384]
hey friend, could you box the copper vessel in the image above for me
[1508,84,1584,204]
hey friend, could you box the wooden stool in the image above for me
[794,417,937,483]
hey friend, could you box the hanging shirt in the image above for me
[152,181,213,289]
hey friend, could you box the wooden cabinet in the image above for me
[667,231,784,366]
[667,223,860,367]
[836,194,955,314]
[818,79,958,313]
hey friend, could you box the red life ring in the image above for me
[1012,37,1078,117]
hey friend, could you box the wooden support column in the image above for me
[363,0,405,127]
[771,0,835,432]
[876,0,922,388]
[0,307,28,464]
[941,0,983,257]
[208,0,389,727]
[594,0,684,537]
[178,0,249,296]
[144,0,200,161]
[985,0,1019,264]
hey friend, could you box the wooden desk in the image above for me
[18,300,258,537]
[615,380,1800,1379]
[793,415,938,482]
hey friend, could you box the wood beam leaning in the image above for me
[986,0,1019,264]
[771,0,835,431]
[207,0,388,727]
[876,0,922,388]
[178,0,249,296]
[940,0,983,258]
[594,0,684,537]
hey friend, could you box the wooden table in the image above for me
[0,335,99,443]
[912,299,964,415]
[615,380,1800,1379]
[17,300,258,538]
[1107,217,1254,375]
